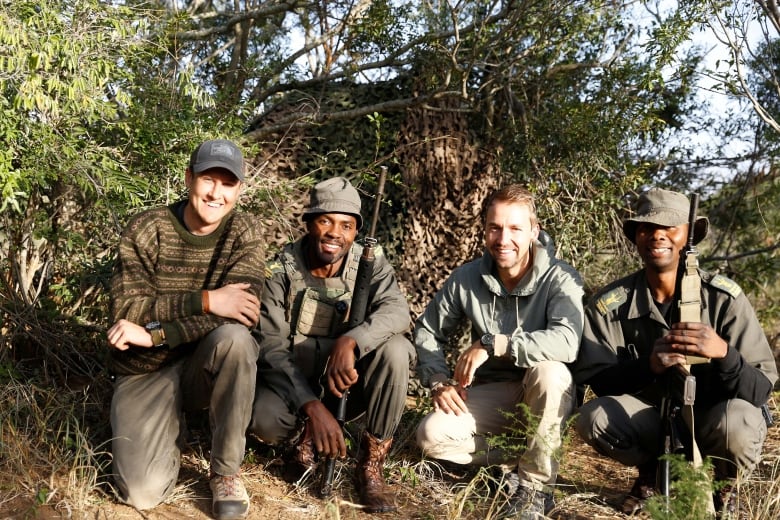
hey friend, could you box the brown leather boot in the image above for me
[621,462,656,515]
[354,432,397,513]
[285,421,317,479]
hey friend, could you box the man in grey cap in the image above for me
[572,188,777,517]
[107,138,263,519]
[248,177,414,513]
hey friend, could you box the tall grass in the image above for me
[0,369,113,515]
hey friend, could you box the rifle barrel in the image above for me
[366,166,387,240]
[686,193,699,249]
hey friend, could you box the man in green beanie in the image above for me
[572,188,777,517]
[248,177,414,513]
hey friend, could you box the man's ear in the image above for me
[531,223,540,240]
[184,168,193,188]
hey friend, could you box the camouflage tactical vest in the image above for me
[280,242,361,377]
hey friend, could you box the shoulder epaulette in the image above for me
[264,260,284,279]
[594,287,627,316]
[709,274,742,298]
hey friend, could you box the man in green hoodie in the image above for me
[414,184,584,519]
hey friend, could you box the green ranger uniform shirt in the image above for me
[572,269,778,408]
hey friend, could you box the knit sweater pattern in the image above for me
[109,201,265,375]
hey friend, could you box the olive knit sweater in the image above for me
[109,200,265,375]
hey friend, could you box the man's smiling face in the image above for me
[183,168,242,235]
[635,222,689,274]
[306,212,358,268]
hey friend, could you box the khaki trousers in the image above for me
[111,324,259,510]
[416,361,575,490]
[576,393,768,479]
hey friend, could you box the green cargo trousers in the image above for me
[415,360,575,491]
[111,324,259,510]
[575,393,768,479]
[249,334,414,443]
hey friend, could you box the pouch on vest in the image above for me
[294,288,352,337]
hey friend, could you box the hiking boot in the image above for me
[499,483,553,519]
[209,474,249,520]
[621,464,656,515]
[714,483,743,519]
[282,420,317,481]
[354,431,397,513]
[488,466,520,498]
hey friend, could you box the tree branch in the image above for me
[174,0,305,40]
[242,91,465,141]
[705,243,780,263]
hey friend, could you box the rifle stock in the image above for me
[319,167,388,497]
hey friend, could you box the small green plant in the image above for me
[645,454,714,520]
[484,401,575,471]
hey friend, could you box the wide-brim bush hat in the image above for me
[304,177,363,230]
[623,188,709,244]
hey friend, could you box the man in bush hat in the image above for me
[248,177,414,513]
[107,139,264,519]
[572,187,777,517]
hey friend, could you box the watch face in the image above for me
[146,321,161,331]
[480,333,494,346]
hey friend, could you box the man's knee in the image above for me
[248,410,295,445]
[415,410,467,446]
[415,412,444,454]
[374,334,414,370]
[248,387,297,444]
[114,460,177,510]
[206,324,260,363]
[575,398,606,443]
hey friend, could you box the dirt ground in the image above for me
[2,400,779,520]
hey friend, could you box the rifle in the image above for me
[657,193,708,503]
[319,167,388,498]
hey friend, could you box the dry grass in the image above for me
[1,375,779,519]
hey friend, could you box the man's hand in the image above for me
[432,383,469,416]
[666,322,728,359]
[302,400,346,459]
[649,322,728,374]
[453,341,489,387]
[207,283,260,326]
[326,336,359,398]
[107,319,153,351]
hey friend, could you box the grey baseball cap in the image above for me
[189,139,244,181]
[623,188,709,244]
[304,177,363,229]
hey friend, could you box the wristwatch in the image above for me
[479,333,495,356]
[145,321,166,347]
